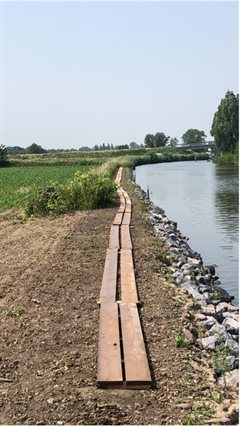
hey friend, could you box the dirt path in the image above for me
[0,173,235,425]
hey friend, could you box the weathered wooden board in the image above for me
[97,302,123,387]
[122,212,131,226]
[120,303,151,388]
[109,225,120,249]
[99,248,118,302]
[120,249,139,304]
[113,212,123,226]
[121,225,132,250]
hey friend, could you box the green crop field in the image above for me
[0,164,92,212]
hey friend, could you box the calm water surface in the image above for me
[135,161,239,305]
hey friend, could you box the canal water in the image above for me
[135,161,239,305]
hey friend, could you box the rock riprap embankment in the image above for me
[132,177,239,386]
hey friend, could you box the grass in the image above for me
[155,239,171,265]
[1,149,210,215]
[213,151,238,165]
[182,406,212,425]
[0,307,25,318]
[175,331,186,348]
[0,164,92,212]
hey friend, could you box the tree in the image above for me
[0,145,8,166]
[182,129,206,145]
[26,143,46,154]
[144,134,155,148]
[154,132,169,147]
[168,137,178,147]
[129,142,140,150]
[115,144,129,150]
[210,91,239,153]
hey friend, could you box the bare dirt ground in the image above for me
[0,173,237,425]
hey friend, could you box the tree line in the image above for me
[0,90,238,166]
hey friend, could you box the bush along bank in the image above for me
[130,172,239,388]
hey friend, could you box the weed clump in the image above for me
[25,170,117,217]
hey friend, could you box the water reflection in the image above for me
[214,165,239,242]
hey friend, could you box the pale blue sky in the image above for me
[1,1,238,149]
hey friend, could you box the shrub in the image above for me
[24,170,117,217]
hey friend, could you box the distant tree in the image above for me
[210,91,239,153]
[0,145,8,166]
[7,146,26,155]
[168,137,179,147]
[115,144,129,150]
[129,142,140,150]
[93,144,99,151]
[26,143,46,154]
[182,129,206,145]
[154,132,169,147]
[79,146,91,151]
[110,144,114,150]
[144,134,155,148]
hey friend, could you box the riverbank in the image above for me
[213,152,238,166]
[0,169,238,425]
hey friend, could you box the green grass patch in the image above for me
[0,307,25,318]
[0,164,92,212]
[25,170,117,217]
[213,151,238,165]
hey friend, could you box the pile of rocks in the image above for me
[132,179,239,386]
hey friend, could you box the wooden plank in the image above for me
[118,205,125,214]
[122,212,131,226]
[113,212,123,225]
[120,249,139,304]
[122,190,131,205]
[125,206,132,214]
[97,302,123,387]
[99,249,118,302]
[109,225,119,249]
[121,225,132,250]
[120,303,151,388]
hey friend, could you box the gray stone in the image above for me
[176,273,184,285]
[216,302,238,315]
[203,316,218,330]
[214,355,235,374]
[199,335,217,350]
[198,284,210,294]
[187,257,202,267]
[222,311,239,321]
[181,282,204,300]
[208,324,231,342]
[196,275,206,285]
[181,263,197,272]
[225,339,239,357]
[222,317,239,335]
[200,304,216,317]
[203,265,216,275]
[225,356,236,371]
[218,369,239,386]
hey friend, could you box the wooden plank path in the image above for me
[97,167,152,389]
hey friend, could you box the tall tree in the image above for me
[27,143,46,154]
[168,137,178,147]
[0,145,8,166]
[210,91,239,153]
[154,132,169,147]
[182,129,206,145]
[144,134,155,148]
[129,142,140,150]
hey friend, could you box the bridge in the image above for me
[176,141,215,153]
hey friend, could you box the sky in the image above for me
[1,1,238,150]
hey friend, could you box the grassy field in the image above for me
[1,148,209,215]
[0,164,92,212]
